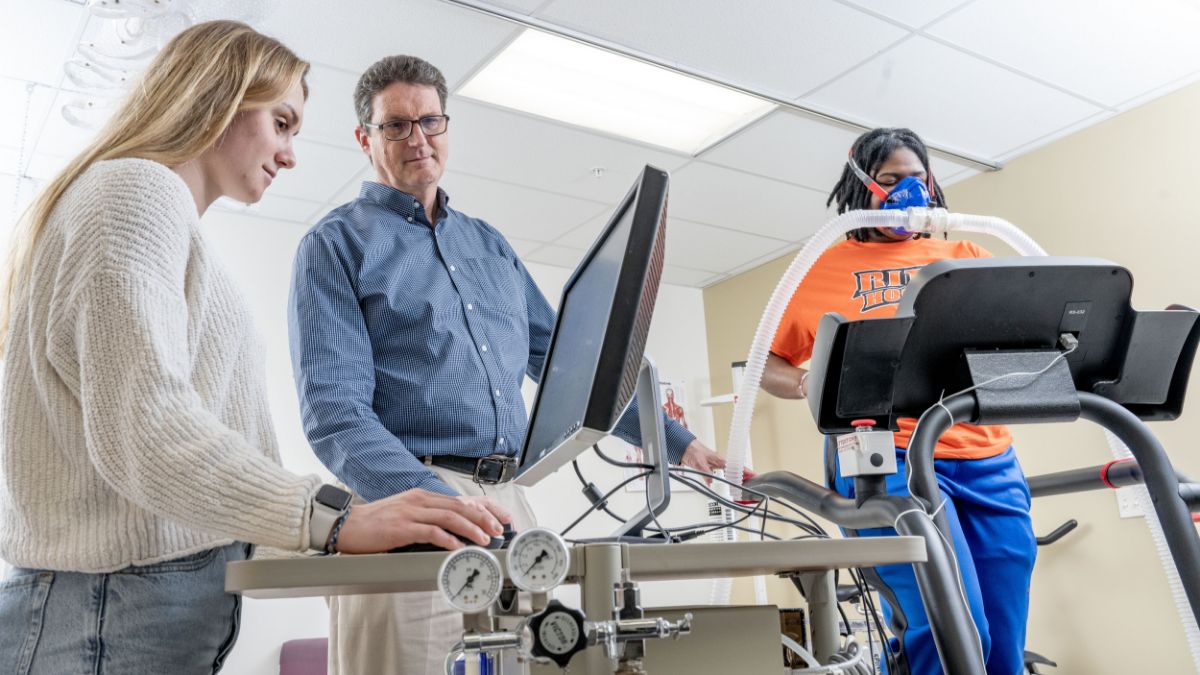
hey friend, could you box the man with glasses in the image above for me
[288,55,726,674]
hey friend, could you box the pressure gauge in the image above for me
[438,547,503,613]
[506,527,570,593]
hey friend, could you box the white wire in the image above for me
[782,634,869,674]
[889,341,1080,668]
[892,345,1080,667]
[893,507,988,666]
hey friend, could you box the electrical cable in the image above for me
[571,458,631,524]
[669,472,827,537]
[592,443,652,469]
[671,464,830,536]
[559,470,653,537]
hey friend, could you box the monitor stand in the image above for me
[609,355,671,539]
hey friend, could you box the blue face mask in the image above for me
[880,175,931,236]
[846,152,934,237]
[882,175,931,211]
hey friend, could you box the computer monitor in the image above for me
[514,165,669,486]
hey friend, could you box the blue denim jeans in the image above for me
[0,543,251,674]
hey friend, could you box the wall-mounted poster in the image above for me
[624,379,687,492]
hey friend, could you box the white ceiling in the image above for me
[5,0,1200,287]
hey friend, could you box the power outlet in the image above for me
[1115,486,1143,519]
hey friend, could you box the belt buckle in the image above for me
[473,455,516,484]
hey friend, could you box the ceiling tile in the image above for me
[536,0,907,99]
[524,243,585,268]
[270,139,366,202]
[332,166,376,205]
[440,170,609,242]
[806,36,1102,158]
[0,0,85,86]
[258,0,520,88]
[995,110,1115,163]
[0,81,56,156]
[507,236,543,256]
[840,0,972,28]
[215,193,326,224]
[660,264,715,287]
[929,154,978,186]
[927,0,1200,108]
[0,171,40,237]
[667,162,833,241]
[552,210,784,274]
[701,110,863,190]
[485,0,551,13]
[446,99,689,203]
[1116,72,1200,112]
[665,219,786,273]
[554,213,609,249]
[24,152,70,182]
[704,108,991,192]
[29,87,100,161]
[938,167,979,188]
[721,242,802,280]
[300,64,361,150]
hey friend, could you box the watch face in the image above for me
[316,485,352,510]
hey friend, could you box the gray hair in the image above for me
[353,55,448,126]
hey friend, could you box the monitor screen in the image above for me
[515,165,668,486]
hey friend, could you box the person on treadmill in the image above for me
[761,127,1036,675]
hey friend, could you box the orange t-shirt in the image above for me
[771,237,1013,460]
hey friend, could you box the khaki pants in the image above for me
[327,466,538,675]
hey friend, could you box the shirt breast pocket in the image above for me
[462,257,524,313]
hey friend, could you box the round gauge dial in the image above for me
[437,547,503,613]
[506,527,570,592]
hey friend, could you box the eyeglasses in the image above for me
[362,114,450,141]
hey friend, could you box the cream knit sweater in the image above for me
[0,158,321,572]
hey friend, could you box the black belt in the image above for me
[422,454,518,484]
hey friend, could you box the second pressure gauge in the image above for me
[506,527,570,593]
[438,547,503,613]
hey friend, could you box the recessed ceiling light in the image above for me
[458,30,776,155]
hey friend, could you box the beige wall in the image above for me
[703,82,1200,673]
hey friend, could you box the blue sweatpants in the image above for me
[831,446,1036,675]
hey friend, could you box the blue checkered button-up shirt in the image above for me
[288,182,696,499]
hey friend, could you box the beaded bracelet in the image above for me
[324,505,352,554]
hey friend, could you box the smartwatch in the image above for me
[309,484,353,551]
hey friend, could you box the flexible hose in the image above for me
[782,634,872,674]
[1103,429,1200,671]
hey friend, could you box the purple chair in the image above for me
[279,637,328,675]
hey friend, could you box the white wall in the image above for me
[203,209,718,674]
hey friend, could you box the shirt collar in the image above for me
[357,182,450,223]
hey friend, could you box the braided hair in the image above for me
[827,127,947,242]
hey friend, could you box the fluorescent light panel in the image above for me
[458,30,776,155]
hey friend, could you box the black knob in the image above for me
[870,453,884,467]
[529,600,588,668]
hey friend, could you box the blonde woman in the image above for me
[0,21,510,674]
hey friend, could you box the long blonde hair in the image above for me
[0,20,309,353]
